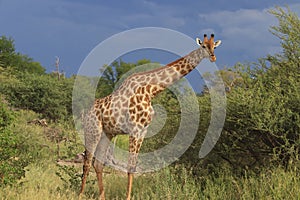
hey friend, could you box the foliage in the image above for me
[0,36,69,121]
[0,97,15,129]
[0,36,15,68]
[0,36,45,74]
[0,99,30,186]
[197,6,300,173]
[0,104,82,187]
[0,73,74,121]
[55,165,84,192]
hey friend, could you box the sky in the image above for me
[0,0,299,76]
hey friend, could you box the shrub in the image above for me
[0,99,30,186]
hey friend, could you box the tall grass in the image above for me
[1,162,299,200]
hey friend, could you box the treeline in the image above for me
[0,6,299,186]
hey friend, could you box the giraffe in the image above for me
[79,34,222,200]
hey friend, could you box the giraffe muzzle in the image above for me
[210,55,216,62]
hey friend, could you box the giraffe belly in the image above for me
[103,125,127,137]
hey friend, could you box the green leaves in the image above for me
[0,100,29,186]
[211,6,300,171]
[0,74,74,121]
[0,36,45,75]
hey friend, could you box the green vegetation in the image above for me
[0,36,45,74]
[0,6,299,199]
[0,163,299,199]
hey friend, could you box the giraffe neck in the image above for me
[144,47,209,97]
[116,47,209,99]
[166,47,208,79]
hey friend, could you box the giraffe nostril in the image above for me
[210,55,216,62]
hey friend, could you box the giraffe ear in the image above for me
[196,38,202,46]
[214,40,222,48]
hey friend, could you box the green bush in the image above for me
[0,99,30,186]
[0,74,74,121]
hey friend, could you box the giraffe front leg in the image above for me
[126,172,134,200]
[126,150,138,200]
[93,159,105,200]
[128,134,145,172]
[126,131,146,200]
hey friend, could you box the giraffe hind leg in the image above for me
[79,116,103,196]
[79,149,93,195]
[93,134,112,200]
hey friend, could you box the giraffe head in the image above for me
[196,34,221,62]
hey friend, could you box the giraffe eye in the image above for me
[202,45,206,48]
[214,47,216,49]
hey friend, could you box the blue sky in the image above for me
[0,0,299,76]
